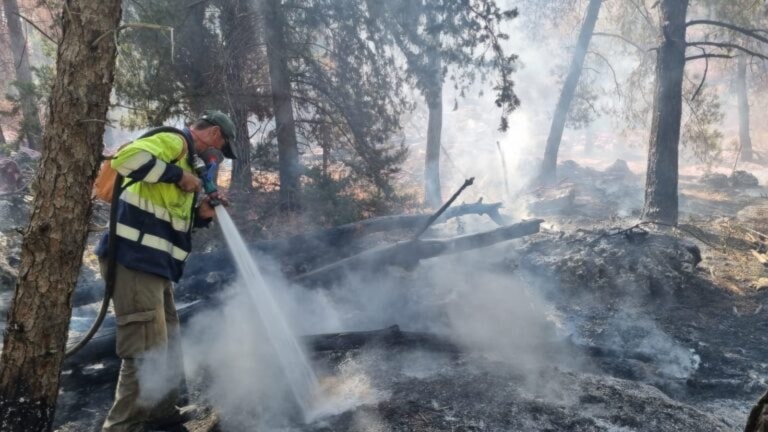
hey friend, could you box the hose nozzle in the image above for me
[193,155,221,207]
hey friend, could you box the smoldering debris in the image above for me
[524,159,644,220]
[48,163,768,431]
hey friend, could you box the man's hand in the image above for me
[198,194,229,219]
[177,172,202,193]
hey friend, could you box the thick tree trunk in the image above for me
[539,0,602,185]
[0,1,121,430]
[3,0,43,150]
[263,0,301,211]
[424,51,443,208]
[736,54,753,162]
[641,0,689,225]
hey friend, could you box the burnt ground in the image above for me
[2,159,768,431]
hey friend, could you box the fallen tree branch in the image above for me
[292,219,543,286]
[181,202,509,281]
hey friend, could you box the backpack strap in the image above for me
[122,126,190,190]
[138,126,188,163]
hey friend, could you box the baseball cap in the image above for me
[199,110,237,159]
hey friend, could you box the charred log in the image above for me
[65,315,457,372]
[180,202,508,289]
[292,219,543,286]
[308,325,459,354]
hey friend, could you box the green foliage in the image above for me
[114,0,269,126]
[374,0,521,131]
[301,166,417,225]
[279,0,415,195]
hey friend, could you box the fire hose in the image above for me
[64,173,125,358]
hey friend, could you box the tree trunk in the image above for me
[539,0,602,185]
[222,0,254,193]
[3,0,43,150]
[424,13,443,208]
[176,0,209,114]
[584,126,594,156]
[641,0,689,225]
[424,31,443,208]
[321,119,330,178]
[0,1,122,430]
[230,104,251,191]
[0,123,6,145]
[736,54,753,162]
[263,0,301,211]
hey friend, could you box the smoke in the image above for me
[181,283,306,429]
[600,311,701,380]
[128,214,575,429]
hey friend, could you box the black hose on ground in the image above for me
[64,175,124,358]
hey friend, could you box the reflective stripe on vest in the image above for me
[120,188,190,232]
[143,158,168,183]
[116,223,189,261]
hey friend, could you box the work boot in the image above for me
[146,405,203,430]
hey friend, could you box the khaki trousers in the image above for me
[99,261,185,432]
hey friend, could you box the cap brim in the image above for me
[222,142,237,159]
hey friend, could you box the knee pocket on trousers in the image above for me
[115,310,158,358]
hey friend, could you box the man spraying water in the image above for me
[93,110,237,432]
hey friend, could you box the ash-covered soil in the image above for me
[53,224,766,431]
[2,159,768,431]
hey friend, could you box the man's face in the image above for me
[207,127,226,162]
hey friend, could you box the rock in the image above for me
[527,184,576,215]
[700,173,730,189]
[604,159,634,178]
[699,171,759,189]
[730,170,759,188]
[0,158,22,192]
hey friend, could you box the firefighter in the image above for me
[94,111,237,432]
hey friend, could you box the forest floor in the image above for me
[3,153,768,431]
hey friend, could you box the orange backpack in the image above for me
[92,127,188,203]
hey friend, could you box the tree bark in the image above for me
[2,0,43,150]
[424,50,443,208]
[230,103,251,191]
[736,54,753,162]
[539,0,602,185]
[0,0,122,430]
[641,0,689,225]
[175,0,209,114]
[263,0,301,211]
[223,0,254,193]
